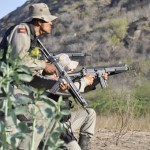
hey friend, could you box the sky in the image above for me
[0,0,27,19]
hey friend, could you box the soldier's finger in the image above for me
[55,70,59,77]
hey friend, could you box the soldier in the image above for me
[0,3,57,75]
[46,53,108,150]
[57,54,96,150]
[0,3,59,150]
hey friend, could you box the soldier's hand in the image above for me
[84,74,95,85]
[44,63,58,76]
[102,72,109,80]
[59,79,70,91]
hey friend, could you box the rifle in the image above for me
[51,52,91,57]
[36,38,89,113]
[68,65,129,89]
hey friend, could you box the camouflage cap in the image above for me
[57,53,79,71]
[25,3,57,22]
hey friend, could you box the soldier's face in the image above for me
[40,21,53,34]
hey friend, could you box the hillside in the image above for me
[0,1,150,149]
[0,0,150,64]
[0,0,150,81]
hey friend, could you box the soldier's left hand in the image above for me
[102,72,109,80]
[84,74,95,85]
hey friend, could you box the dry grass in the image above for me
[96,115,150,131]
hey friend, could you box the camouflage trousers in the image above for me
[4,100,54,150]
[17,100,52,150]
[65,108,96,150]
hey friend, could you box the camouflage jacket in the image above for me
[0,22,45,71]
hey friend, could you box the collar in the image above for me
[27,23,36,41]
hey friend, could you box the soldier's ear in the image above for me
[37,20,42,26]
[32,18,42,26]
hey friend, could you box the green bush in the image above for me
[0,48,64,149]
[110,18,128,47]
[133,82,150,117]
[88,88,131,116]
[111,34,121,47]
[87,82,150,118]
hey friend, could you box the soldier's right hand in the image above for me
[44,63,59,76]
[59,79,70,91]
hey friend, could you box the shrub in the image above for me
[88,88,131,116]
[0,48,64,149]
[86,80,150,118]
[133,82,150,117]
[110,18,128,47]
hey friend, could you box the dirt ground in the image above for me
[91,129,150,150]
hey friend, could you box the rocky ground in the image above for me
[91,129,150,150]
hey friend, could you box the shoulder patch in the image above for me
[18,28,27,33]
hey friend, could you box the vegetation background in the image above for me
[0,0,150,141]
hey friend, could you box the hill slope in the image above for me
[0,0,150,66]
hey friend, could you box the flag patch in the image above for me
[18,28,27,33]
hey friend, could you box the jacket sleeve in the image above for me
[74,77,89,92]
[7,23,45,71]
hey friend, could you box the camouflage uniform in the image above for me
[0,3,57,150]
[0,22,50,149]
[0,22,45,70]
[61,79,96,150]
[46,54,96,150]
[45,81,96,150]
[64,108,96,150]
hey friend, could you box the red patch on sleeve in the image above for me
[18,28,27,33]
